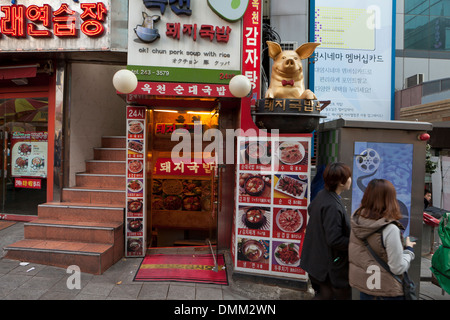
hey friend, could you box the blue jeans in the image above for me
[360,292,405,300]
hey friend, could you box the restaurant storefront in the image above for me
[120,0,313,284]
[0,0,128,219]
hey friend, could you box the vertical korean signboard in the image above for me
[126,106,147,257]
[312,0,394,121]
[233,136,311,280]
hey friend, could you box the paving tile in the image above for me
[39,290,79,300]
[0,274,33,290]
[108,283,143,299]
[18,276,61,291]
[78,280,115,296]
[0,259,19,275]
[195,286,223,300]
[35,265,68,279]
[50,272,94,292]
[167,283,196,300]
[4,287,46,300]
[138,283,169,300]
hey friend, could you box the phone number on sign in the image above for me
[133,69,170,77]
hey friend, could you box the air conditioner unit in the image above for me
[406,73,424,88]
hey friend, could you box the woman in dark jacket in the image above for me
[300,162,352,300]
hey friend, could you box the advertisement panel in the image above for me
[311,0,394,121]
[234,136,311,280]
[125,106,147,257]
[352,141,413,235]
[11,131,48,179]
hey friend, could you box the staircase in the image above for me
[4,136,126,275]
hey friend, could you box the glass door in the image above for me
[0,96,48,215]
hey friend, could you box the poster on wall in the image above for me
[312,0,394,121]
[351,142,413,235]
[11,131,48,178]
[234,136,310,280]
[125,106,147,257]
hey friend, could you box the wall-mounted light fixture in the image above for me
[418,133,430,141]
[112,69,138,94]
[229,75,252,98]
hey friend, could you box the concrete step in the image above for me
[75,173,126,189]
[24,218,123,244]
[93,148,126,161]
[85,160,126,174]
[102,136,126,148]
[4,239,119,275]
[38,202,124,223]
[61,188,126,205]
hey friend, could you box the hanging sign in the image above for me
[127,0,243,84]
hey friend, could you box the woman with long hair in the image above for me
[349,179,416,300]
[300,162,352,300]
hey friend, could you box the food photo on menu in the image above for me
[275,140,308,171]
[128,159,143,175]
[127,178,144,195]
[128,120,144,135]
[237,238,270,270]
[273,207,306,240]
[238,173,272,204]
[127,198,143,215]
[128,139,144,154]
[272,241,302,270]
[273,174,308,206]
[239,140,272,167]
[127,217,143,234]
[127,237,143,256]
[238,205,271,237]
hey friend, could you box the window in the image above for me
[404,0,450,51]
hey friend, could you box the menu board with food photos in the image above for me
[125,106,147,257]
[11,131,48,178]
[232,135,311,280]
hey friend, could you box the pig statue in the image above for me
[265,41,320,100]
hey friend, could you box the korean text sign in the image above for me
[312,0,394,121]
[0,0,110,51]
[127,0,242,84]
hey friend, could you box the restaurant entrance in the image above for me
[0,93,49,216]
[146,107,220,248]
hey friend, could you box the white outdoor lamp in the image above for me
[112,69,138,94]
[229,74,252,98]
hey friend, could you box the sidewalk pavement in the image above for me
[1,221,449,300]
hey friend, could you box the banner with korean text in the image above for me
[311,0,394,121]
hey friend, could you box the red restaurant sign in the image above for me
[0,2,107,39]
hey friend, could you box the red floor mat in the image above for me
[134,253,228,285]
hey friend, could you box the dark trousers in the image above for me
[309,275,351,300]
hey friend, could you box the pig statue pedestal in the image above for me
[252,99,327,134]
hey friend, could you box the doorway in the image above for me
[0,94,49,215]
[147,108,219,248]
